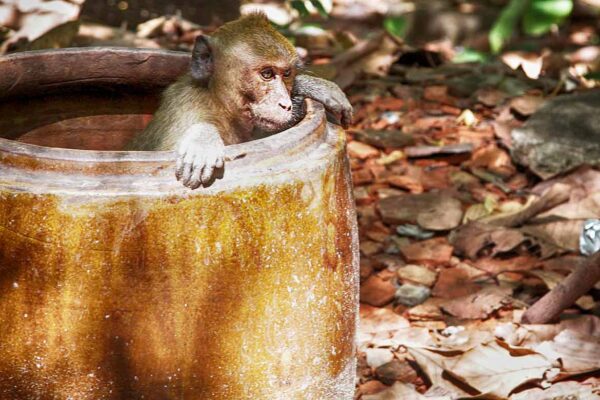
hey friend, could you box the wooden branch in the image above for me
[521,252,600,324]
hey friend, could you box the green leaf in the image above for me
[452,48,489,64]
[291,0,310,17]
[309,0,329,18]
[529,0,573,17]
[383,16,408,39]
[523,0,573,36]
[584,71,600,81]
[489,0,528,53]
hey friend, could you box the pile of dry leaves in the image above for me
[345,45,600,400]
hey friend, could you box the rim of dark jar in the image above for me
[0,48,327,175]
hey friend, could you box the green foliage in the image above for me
[523,0,573,36]
[489,0,573,53]
[489,0,527,54]
[290,0,329,19]
[584,71,600,81]
[452,48,490,64]
[290,0,311,18]
[383,16,408,39]
[309,0,329,18]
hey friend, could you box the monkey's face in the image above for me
[243,63,295,133]
[190,18,300,134]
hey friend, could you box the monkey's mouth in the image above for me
[255,116,288,132]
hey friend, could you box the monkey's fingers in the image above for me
[185,153,206,188]
[180,150,199,186]
[175,155,185,181]
[201,162,215,184]
[188,161,206,190]
[181,162,196,185]
[341,108,353,129]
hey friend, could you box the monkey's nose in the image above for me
[278,102,292,112]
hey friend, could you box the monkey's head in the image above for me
[190,13,299,133]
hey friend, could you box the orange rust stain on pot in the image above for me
[0,150,357,399]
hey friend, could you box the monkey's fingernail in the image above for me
[181,163,194,185]
[202,166,215,183]
[190,180,201,190]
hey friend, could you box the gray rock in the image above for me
[511,90,600,178]
[395,283,431,307]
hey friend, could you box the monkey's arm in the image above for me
[292,74,353,128]
[175,122,225,189]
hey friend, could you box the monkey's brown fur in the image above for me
[126,14,296,151]
[126,13,352,188]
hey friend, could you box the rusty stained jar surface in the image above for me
[0,48,359,399]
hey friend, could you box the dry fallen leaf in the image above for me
[535,329,600,376]
[471,255,539,275]
[511,381,600,400]
[360,275,397,306]
[482,183,571,227]
[495,315,600,348]
[347,140,380,159]
[532,166,600,202]
[408,298,444,321]
[441,285,513,319]
[431,326,495,353]
[379,192,464,231]
[476,88,508,107]
[450,222,527,260]
[400,238,454,265]
[360,304,410,334]
[404,143,473,158]
[409,340,553,398]
[466,145,516,178]
[371,327,437,349]
[407,347,474,398]
[387,175,424,194]
[521,219,585,251]
[362,382,431,400]
[432,267,483,299]
[364,347,394,369]
[502,51,544,80]
[534,192,600,221]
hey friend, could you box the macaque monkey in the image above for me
[125,13,353,189]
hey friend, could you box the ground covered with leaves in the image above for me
[346,65,600,399]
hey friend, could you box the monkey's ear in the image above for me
[191,35,214,85]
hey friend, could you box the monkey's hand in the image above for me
[294,74,353,129]
[175,123,225,189]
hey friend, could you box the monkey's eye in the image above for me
[283,69,292,78]
[260,68,275,80]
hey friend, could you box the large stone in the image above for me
[511,90,600,178]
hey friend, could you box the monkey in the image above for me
[125,13,353,189]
